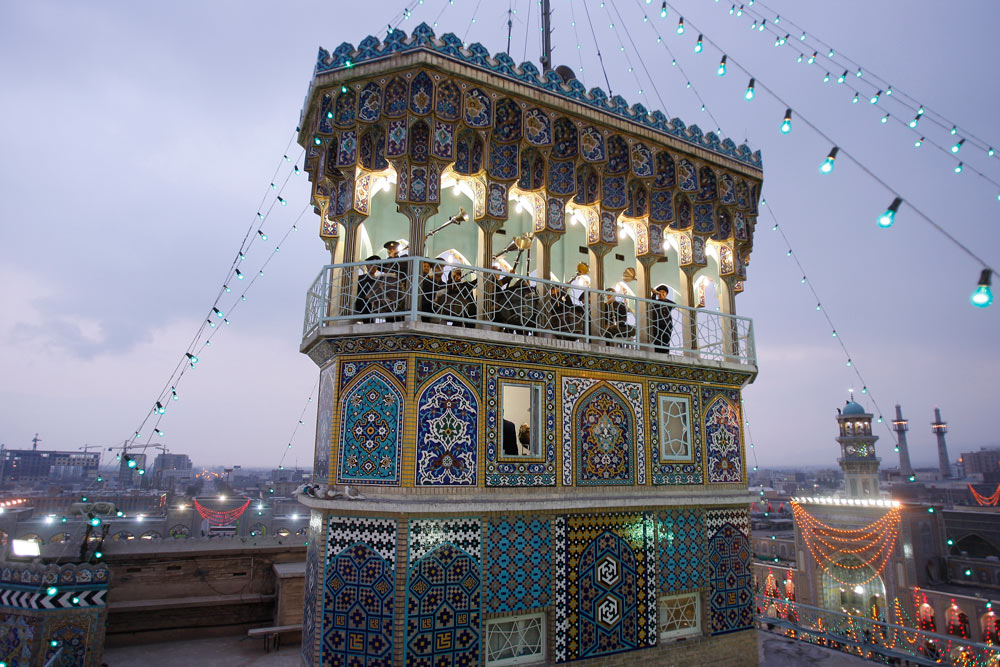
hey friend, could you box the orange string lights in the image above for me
[968,483,1000,506]
[792,502,901,586]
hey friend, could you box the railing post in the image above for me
[409,256,419,322]
[718,276,739,361]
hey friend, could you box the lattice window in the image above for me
[485,613,545,665]
[658,395,691,460]
[658,593,701,641]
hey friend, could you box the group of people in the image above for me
[351,243,677,353]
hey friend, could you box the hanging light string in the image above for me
[461,0,486,44]
[429,0,456,31]
[276,379,321,472]
[719,0,1000,162]
[566,0,587,76]
[600,2,656,112]
[630,0,725,138]
[653,1,996,290]
[763,199,899,445]
[716,3,1000,199]
[581,0,614,96]
[387,0,432,33]
[521,0,532,64]
[120,141,307,459]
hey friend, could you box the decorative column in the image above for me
[634,219,666,345]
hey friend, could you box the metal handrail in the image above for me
[303,256,756,366]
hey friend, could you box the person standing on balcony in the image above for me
[382,239,410,319]
[355,255,382,317]
[650,284,675,353]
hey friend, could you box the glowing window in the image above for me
[659,593,701,641]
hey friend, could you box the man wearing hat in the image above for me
[649,283,675,353]
[354,255,383,317]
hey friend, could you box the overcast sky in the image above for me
[1,1,997,472]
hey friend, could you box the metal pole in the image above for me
[540,0,552,72]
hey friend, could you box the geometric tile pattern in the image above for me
[337,368,405,486]
[656,508,704,593]
[42,618,89,667]
[554,512,657,662]
[484,518,551,614]
[302,533,320,667]
[0,614,35,667]
[649,382,704,485]
[485,366,556,487]
[408,518,481,565]
[340,359,408,390]
[703,389,743,484]
[704,507,753,636]
[323,517,397,667]
[415,372,479,486]
[314,364,336,484]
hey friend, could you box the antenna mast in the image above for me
[540,0,552,72]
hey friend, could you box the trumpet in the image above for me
[491,232,534,261]
[424,208,468,240]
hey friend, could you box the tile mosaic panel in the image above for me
[485,518,551,614]
[656,508,704,593]
[705,507,753,635]
[42,618,90,667]
[0,614,35,666]
[485,366,556,487]
[323,517,397,666]
[561,378,645,486]
[703,389,743,484]
[554,512,657,662]
[337,366,406,486]
[415,372,479,486]
[314,365,336,484]
[406,518,482,667]
[648,382,703,485]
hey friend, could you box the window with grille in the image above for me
[485,613,545,665]
[658,395,691,461]
[658,593,701,641]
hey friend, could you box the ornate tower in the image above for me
[931,407,951,478]
[837,400,881,498]
[295,23,763,667]
[891,404,914,479]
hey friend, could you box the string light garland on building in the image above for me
[650,0,996,306]
[193,497,251,526]
[968,482,1000,506]
[792,502,901,586]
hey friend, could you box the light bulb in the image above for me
[223,284,230,293]
[155,401,165,414]
[340,85,347,94]
[278,196,287,205]
[796,53,803,63]
[837,70,847,83]
[660,1,666,18]
[758,22,764,32]
[676,16,684,33]
[828,49,834,57]
[717,55,727,76]
[908,115,919,128]
[213,307,223,318]
[823,72,830,82]
[694,34,703,53]
[736,4,743,16]
[313,136,322,146]
[886,87,893,96]
[971,269,994,308]
[870,90,881,104]
[917,106,925,115]
[800,32,806,40]
[258,230,268,240]
[779,108,792,134]
[808,52,817,64]
[877,197,902,228]
[950,126,958,135]
[186,352,199,366]
[881,113,889,123]
[914,137,924,147]
[951,139,965,153]
[750,20,757,30]
[744,78,755,100]
[989,147,995,157]
[171,386,178,400]
[819,147,838,174]
[325,111,333,119]
[955,162,963,173]
[856,68,863,78]
[852,92,859,104]
[236,269,244,279]
[729,4,735,14]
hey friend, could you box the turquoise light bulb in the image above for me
[950,126,958,135]
[744,78,755,100]
[852,93,859,104]
[46,587,57,596]
[808,52,816,64]
[951,139,964,153]
[676,17,684,33]
[914,137,923,147]
[819,147,838,174]
[717,55,727,76]
[870,90,881,104]
[955,162,963,173]
[779,108,792,134]
[878,197,902,228]
[823,72,830,82]
[694,35,703,53]
[837,70,847,83]
[971,269,994,307]
[856,68,863,78]
[89,516,101,526]
[908,115,919,128]
[881,114,889,124]
[828,49,834,57]
[989,147,995,157]
[660,1,667,18]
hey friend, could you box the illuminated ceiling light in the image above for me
[877,197,902,228]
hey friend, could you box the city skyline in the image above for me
[1,1,997,468]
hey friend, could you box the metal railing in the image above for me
[303,256,756,366]
[756,595,1000,666]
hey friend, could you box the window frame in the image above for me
[658,592,702,642]
[657,394,693,462]
[484,612,546,666]
[498,380,544,460]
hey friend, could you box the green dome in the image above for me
[843,401,866,416]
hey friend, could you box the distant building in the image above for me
[960,448,1000,481]
[0,449,100,485]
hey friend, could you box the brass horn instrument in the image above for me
[424,207,468,240]
[622,267,637,282]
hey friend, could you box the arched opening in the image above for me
[980,610,999,644]
[918,602,936,632]
[111,531,134,542]
[955,534,1000,559]
[140,530,162,541]
[49,532,72,544]
[169,524,190,539]
[249,523,267,537]
[276,528,290,537]
[947,603,971,638]
[820,557,886,618]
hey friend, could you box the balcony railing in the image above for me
[304,256,756,366]
[756,595,1000,666]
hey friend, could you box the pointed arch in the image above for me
[415,371,480,486]
[573,382,636,485]
[337,366,405,485]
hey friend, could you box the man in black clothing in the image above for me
[354,255,382,317]
[649,283,675,353]
[502,419,518,456]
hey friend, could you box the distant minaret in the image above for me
[931,407,951,478]
[837,399,881,498]
[892,405,915,478]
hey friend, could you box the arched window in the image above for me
[918,602,936,632]
[169,524,190,539]
[111,531,134,542]
[946,604,971,638]
[249,523,267,537]
[140,530,162,541]
[980,610,999,644]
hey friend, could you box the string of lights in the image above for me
[792,502,901,586]
[600,2,656,111]
[718,0,1000,162]
[968,482,1000,506]
[580,0,614,96]
[276,379,320,473]
[632,0,724,137]
[714,2,1000,202]
[652,0,996,307]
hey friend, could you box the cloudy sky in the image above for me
[1,1,997,471]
